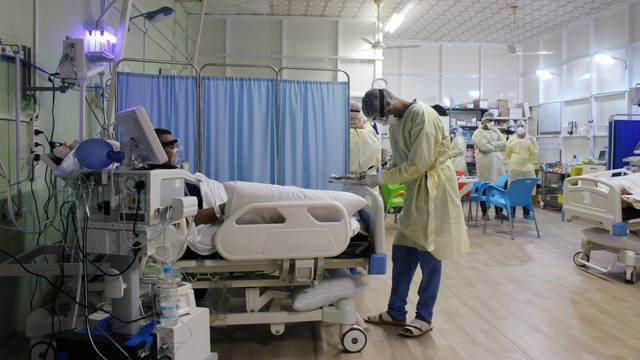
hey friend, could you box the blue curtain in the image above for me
[279,79,349,190]
[202,77,276,183]
[116,72,197,168]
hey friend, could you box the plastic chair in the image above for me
[381,183,406,223]
[473,173,511,224]
[483,177,540,239]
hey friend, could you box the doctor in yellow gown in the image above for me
[357,88,470,338]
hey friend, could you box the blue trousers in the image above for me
[387,244,442,323]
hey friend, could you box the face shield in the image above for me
[362,88,397,125]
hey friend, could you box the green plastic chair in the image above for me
[381,183,406,223]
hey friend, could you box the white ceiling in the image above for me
[180,0,631,44]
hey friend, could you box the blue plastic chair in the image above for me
[483,177,540,239]
[473,173,511,224]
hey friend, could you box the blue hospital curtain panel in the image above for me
[201,77,276,184]
[116,72,197,168]
[279,79,349,190]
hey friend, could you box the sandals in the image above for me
[364,311,406,327]
[398,319,433,337]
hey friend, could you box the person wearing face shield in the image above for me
[359,88,470,338]
[449,127,468,175]
[349,101,382,176]
[506,126,538,219]
[472,113,508,220]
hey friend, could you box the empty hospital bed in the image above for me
[563,169,640,283]
[176,186,386,352]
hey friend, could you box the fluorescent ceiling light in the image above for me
[468,90,480,98]
[537,51,553,55]
[385,2,415,34]
[536,69,554,80]
[594,53,616,65]
[579,73,592,80]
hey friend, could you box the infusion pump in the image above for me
[82,169,198,257]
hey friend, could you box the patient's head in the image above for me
[154,128,179,167]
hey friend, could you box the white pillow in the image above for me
[223,182,367,220]
[292,269,367,311]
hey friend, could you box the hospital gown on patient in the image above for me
[187,173,228,256]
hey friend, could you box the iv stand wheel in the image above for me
[624,267,638,284]
[341,326,367,353]
[573,252,589,267]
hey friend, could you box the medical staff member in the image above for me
[472,113,508,220]
[358,88,470,338]
[506,126,538,219]
[349,101,381,175]
[449,127,468,175]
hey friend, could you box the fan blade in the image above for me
[519,52,553,56]
[361,37,375,46]
[385,45,420,49]
[483,52,513,57]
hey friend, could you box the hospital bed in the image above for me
[563,169,640,283]
[176,185,386,353]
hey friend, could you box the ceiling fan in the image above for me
[360,0,419,50]
[485,5,553,57]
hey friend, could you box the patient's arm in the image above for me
[195,203,226,225]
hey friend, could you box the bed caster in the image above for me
[341,326,367,353]
[624,268,638,284]
[573,252,589,267]
[270,323,285,336]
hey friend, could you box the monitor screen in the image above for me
[116,107,168,165]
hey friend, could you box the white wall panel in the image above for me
[541,32,563,66]
[281,58,338,81]
[564,58,591,99]
[443,76,479,104]
[285,21,337,57]
[632,2,640,43]
[482,46,516,76]
[540,66,562,103]
[522,40,541,74]
[340,61,374,97]
[402,75,440,105]
[566,21,590,59]
[403,45,440,74]
[594,48,627,93]
[595,7,628,51]
[190,18,225,59]
[228,18,281,56]
[562,100,590,131]
[340,21,376,58]
[483,78,517,104]
[443,45,479,76]
[383,48,402,73]
[595,95,627,133]
[523,75,539,105]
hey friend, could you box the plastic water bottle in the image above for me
[158,264,179,326]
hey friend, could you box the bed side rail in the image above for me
[563,174,625,234]
[345,185,387,275]
[214,201,350,261]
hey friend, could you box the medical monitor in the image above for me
[116,106,168,165]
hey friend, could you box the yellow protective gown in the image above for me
[506,137,539,180]
[450,136,468,175]
[349,124,381,175]
[380,102,470,261]
[472,128,507,183]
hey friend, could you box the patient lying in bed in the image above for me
[185,178,368,256]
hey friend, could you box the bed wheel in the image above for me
[270,323,285,336]
[573,252,589,267]
[341,326,367,353]
[624,268,638,284]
